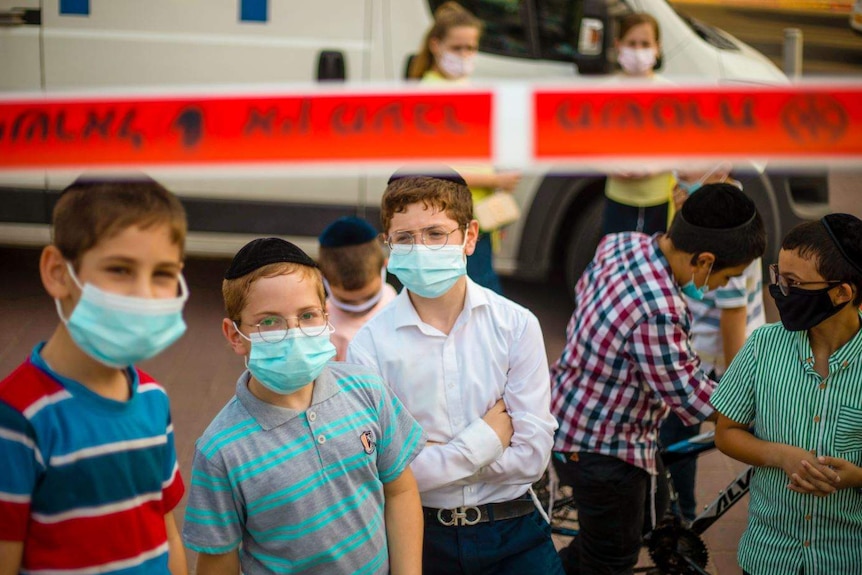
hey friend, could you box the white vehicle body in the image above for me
[0,0,827,284]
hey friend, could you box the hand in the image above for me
[778,446,840,497]
[482,399,514,449]
[811,456,862,490]
[495,171,521,192]
[672,184,688,211]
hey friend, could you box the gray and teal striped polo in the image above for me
[182,362,425,575]
[711,319,862,575]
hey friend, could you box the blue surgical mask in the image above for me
[323,268,387,314]
[237,327,336,395]
[681,263,713,301]
[387,235,468,299]
[56,263,188,368]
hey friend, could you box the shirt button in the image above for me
[317,435,326,444]
[819,383,827,390]
[813,416,821,423]
[842,360,849,368]
[803,540,810,547]
[308,411,317,422]
[805,514,812,521]
[806,357,814,364]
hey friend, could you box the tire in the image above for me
[564,195,605,297]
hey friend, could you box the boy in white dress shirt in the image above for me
[347,168,563,575]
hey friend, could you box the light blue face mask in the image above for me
[387,235,468,299]
[677,180,703,196]
[56,263,188,368]
[237,327,336,395]
[681,263,713,301]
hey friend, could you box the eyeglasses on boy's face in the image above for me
[768,264,842,297]
[243,308,329,342]
[386,225,464,255]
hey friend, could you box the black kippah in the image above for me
[224,237,317,280]
[319,217,378,248]
[821,213,862,276]
[387,165,467,187]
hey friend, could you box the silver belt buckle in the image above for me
[437,505,481,526]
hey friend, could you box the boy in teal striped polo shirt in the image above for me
[182,238,425,575]
[713,213,862,575]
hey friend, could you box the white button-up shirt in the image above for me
[347,279,557,509]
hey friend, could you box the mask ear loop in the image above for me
[55,261,86,324]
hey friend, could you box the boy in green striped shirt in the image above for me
[182,238,425,575]
[712,213,862,575]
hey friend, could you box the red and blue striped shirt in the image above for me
[0,344,184,574]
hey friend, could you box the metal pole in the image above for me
[783,28,803,79]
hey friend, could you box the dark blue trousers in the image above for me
[602,198,668,236]
[466,233,503,295]
[422,509,564,575]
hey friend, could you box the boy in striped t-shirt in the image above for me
[713,213,862,575]
[0,177,189,575]
[182,238,425,575]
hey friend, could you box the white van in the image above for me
[0,0,829,287]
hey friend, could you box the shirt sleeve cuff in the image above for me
[457,418,504,468]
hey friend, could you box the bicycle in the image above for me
[534,430,754,575]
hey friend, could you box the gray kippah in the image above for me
[387,165,467,187]
[225,237,317,280]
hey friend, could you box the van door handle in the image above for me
[0,8,41,26]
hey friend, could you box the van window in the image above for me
[428,0,581,61]
[537,0,581,60]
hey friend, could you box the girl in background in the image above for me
[409,2,520,294]
[602,13,676,236]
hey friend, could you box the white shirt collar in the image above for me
[392,277,490,331]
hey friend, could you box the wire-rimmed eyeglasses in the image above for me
[386,225,465,255]
[768,264,841,297]
[239,308,330,342]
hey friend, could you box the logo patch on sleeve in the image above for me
[360,430,376,455]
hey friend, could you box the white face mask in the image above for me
[323,268,387,314]
[437,51,475,79]
[617,47,657,76]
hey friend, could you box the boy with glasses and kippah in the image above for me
[182,237,425,575]
[347,167,563,575]
[550,183,766,575]
[712,213,862,575]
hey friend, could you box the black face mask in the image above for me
[769,284,848,332]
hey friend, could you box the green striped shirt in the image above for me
[711,319,862,575]
[182,363,425,574]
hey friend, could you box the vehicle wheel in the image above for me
[564,194,604,297]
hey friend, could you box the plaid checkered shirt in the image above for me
[551,233,716,475]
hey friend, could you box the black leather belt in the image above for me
[423,499,536,527]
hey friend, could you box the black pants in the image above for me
[553,452,670,575]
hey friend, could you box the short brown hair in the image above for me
[52,176,187,265]
[619,13,661,43]
[318,241,385,291]
[222,262,326,322]
[381,176,473,234]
